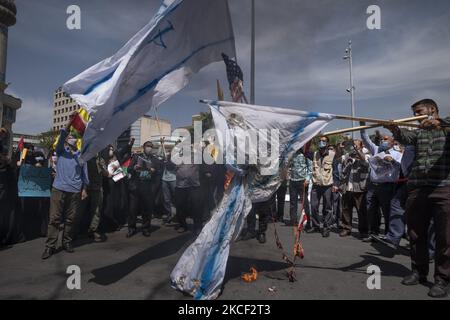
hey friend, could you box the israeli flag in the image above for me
[171,101,335,300]
[63,0,236,162]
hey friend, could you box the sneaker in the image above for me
[177,226,188,233]
[428,281,449,298]
[257,233,266,244]
[41,247,55,260]
[360,234,373,242]
[401,272,427,286]
[142,230,151,237]
[339,230,351,237]
[89,231,105,242]
[63,243,75,253]
[305,227,320,234]
[126,228,137,238]
[372,235,398,249]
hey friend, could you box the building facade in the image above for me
[12,133,41,149]
[0,0,21,156]
[52,87,82,131]
[117,115,172,152]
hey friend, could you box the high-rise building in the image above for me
[117,115,172,152]
[52,88,172,151]
[0,0,21,156]
[51,87,81,131]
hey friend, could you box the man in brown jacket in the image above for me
[308,136,335,237]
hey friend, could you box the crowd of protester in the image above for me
[0,99,449,298]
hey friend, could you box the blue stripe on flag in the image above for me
[83,67,118,95]
[81,0,183,96]
[280,113,318,164]
[112,37,234,115]
[194,178,241,300]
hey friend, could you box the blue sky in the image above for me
[7,0,450,135]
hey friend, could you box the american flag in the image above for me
[221,53,247,103]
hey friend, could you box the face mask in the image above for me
[379,141,390,151]
[319,141,327,149]
[109,150,114,157]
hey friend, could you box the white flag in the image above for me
[63,0,236,162]
[171,101,335,300]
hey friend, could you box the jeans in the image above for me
[366,182,394,235]
[289,180,310,225]
[386,183,407,245]
[310,185,333,230]
[162,180,176,219]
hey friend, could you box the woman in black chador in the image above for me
[99,140,133,232]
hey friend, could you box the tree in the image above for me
[39,129,59,153]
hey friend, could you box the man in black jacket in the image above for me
[127,141,159,238]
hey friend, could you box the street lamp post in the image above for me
[250,0,255,105]
[343,40,356,139]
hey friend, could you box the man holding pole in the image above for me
[385,99,450,298]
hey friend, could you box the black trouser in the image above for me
[46,188,81,249]
[289,180,310,225]
[128,180,157,232]
[366,183,394,235]
[247,196,274,235]
[276,182,287,220]
[162,180,176,218]
[310,185,333,230]
[341,191,368,235]
[175,186,203,231]
[333,191,342,228]
[405,186,450,283]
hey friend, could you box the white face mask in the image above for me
[109,150,114,157]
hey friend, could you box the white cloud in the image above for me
[12,94,52,135]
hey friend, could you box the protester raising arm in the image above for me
[359,122,378,156]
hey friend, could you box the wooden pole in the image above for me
[324,115,427,136]
[334,114,422,128]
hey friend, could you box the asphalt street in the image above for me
[0,216,446,300]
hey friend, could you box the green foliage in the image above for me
[39,129,58,152]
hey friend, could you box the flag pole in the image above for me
[250,0,255,104]
[334,114,422,128]
[323,115,427,136]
